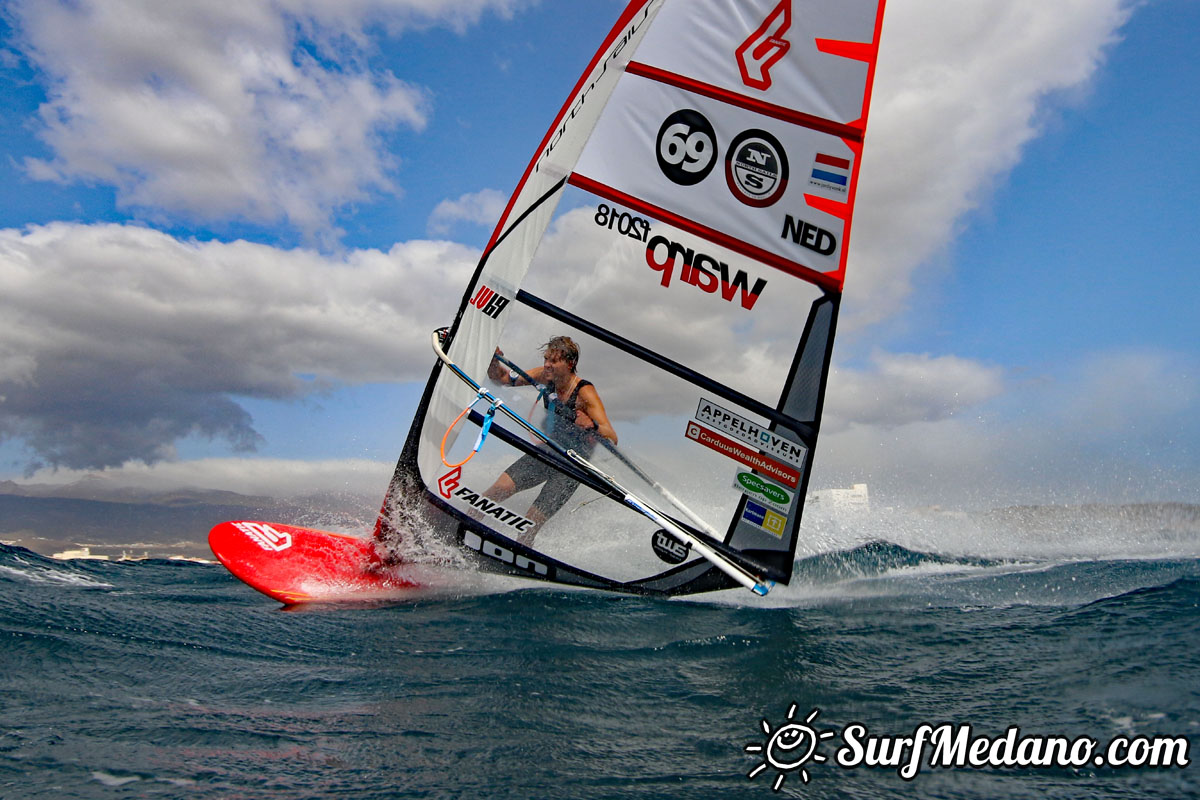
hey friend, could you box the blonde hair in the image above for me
[541,336,579,372]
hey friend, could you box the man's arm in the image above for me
[575,384,617,445]
[487,349,508,382]
[487,350,543,386]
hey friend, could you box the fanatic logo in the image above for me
[437,466,462,499]
[233,522,293,553]
[736,0,792,91]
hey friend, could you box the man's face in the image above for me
[542,351,572,382]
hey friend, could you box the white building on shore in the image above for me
[808,483,870,514]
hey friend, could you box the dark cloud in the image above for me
[0,222,474,470]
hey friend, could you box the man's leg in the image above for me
[484,471,518,501]
[517,507,548,547]
[517,473,580,547]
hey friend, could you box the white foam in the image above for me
[0,563,113,589]
[92,772,140,787]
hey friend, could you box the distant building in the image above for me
[808,483,870,513]
[50,546,110,561]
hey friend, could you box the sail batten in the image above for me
[381,0,886,597]
[515,288,818,438]
[625,61,865,141]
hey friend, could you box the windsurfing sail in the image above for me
[379,0,887,596]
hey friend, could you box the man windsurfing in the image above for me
[483,335,616,544]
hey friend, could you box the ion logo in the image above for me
[736,0,792,91]
[233,522,293,552]
[726,129,789,207]
[463,529,551,577]
[656,109,718,186]
[645,235,767,310]
[651,528,692,564]
[469,284,510,319]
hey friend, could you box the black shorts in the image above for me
[504,451,581,518]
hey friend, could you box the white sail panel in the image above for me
[414,2,666,487]
[485,2,666,246]
[517,190,828,408]
[572,76,856,280]
[633,0,879,126]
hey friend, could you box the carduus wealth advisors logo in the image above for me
[736,0,792,91]
[745,704,835,791]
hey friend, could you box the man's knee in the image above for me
[486,472,517,500]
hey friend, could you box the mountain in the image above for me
[0,480,378,560]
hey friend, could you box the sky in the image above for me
[0,0,1196,509]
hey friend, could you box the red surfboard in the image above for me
[209,520,419,604]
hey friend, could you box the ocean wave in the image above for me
[0,545,114,589]
[792,539,1008,583]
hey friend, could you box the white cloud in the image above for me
[813,348,1200,508]
[427,188,508,235]
[10,0,537,236]
[1058,349,1198,436]
[0,222,475,470]
[4,1,1174,509]
[826,351,1006,429]
[19,457,394,499]
[847,0,1131,332]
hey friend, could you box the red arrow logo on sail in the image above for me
[736,0,792,91]
[438,466,462,499]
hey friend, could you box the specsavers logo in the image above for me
[734,470,794,513]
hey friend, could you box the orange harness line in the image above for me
[440,395,500,469]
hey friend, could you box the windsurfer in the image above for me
[483,335,616,544]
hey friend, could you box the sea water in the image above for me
[2,506,1197,799]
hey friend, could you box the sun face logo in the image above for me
[745,704,836,791]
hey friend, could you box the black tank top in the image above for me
[547,379,595,453]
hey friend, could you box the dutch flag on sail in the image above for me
[810,153,850,192]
